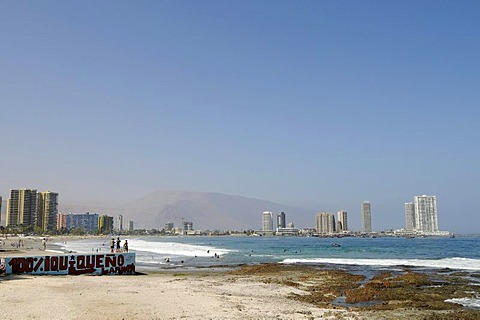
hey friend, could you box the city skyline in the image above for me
[0,184,452,235]
[0,186,448,234]
[0,188,459,233]
[1,2,479,233]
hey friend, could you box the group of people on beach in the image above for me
[110,237,128,253]
[2,238,25,249]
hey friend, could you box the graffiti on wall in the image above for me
[1,253,135,275]
[0,258,5,275]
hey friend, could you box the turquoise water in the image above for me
[58,235,480,271]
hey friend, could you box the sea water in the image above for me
[56,235,480,271]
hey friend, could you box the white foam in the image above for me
[44,249,65,254]
[445,298,480,308]
[129,239,233,257]
[281,257,480,271]
[134,258,169,265]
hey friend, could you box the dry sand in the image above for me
[0,271,363,320]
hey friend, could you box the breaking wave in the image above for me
[281,257,480,271]
[445,298,480,308]
[129,239,233,257]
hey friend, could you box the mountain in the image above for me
[60,191,314,230]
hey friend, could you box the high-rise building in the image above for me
[58,212,99,232]
[337,210,348,232]
[115,214,123,232]
[361,201,372,233]
[405,202,415,231]
[262,211,273,231]
[6,189,38,228]
[315,212,336,234]
[277,212,286,229]
[6,189,58,232]
[57,212,67,230]
[98,215,114,234]
[37,191,58,232]
[183,221,193,231]
[414,195,438,232]
[165,222,174,231]
[127,220,134,232]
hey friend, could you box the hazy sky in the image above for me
[1,1,479,233]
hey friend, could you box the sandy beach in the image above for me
[1,237,480,320]
[0,271,359,320]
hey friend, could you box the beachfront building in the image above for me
[183,221,193,231]
[127,220,134,231]
[98,215,114,234]
[262,211,273,231]
[277,212,286,229]
[36,191,59,232]
[405,202,416,231]
[57,212,66,230]
[414,195,438,233]
[315,212,335,235]
[6,189,38,229]
[276,222,299,236]
[361,201,372,233]
[115,214,123,232]
[58,212,99,233]
[183,221,194,235]
[165,222,174,231]
[5,189,59,233]
[337,210,348,232]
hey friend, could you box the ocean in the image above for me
[56,234,480,271]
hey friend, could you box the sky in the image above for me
[1,1,479,233]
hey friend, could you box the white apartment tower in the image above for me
[337,210,348,232]
[277,212,286,229]
[414,195,438,232]
[361,201,372,233]
[262,211,273,231]
[116,214,123,232]
[315,212,336,234]
[404,202,415,231]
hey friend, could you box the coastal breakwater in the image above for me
[0,252,135,276]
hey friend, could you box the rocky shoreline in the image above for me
[228,263,480,319]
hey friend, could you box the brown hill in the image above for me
[60,191,313,230]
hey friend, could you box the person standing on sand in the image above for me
[110,238,115,253]
[123,240,128,252]
[116,237,121,252]
[42,238,46,251]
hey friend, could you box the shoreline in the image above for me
[1,266,479,320]
[0,235,114,257]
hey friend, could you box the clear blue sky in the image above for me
[1,1,479,232]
